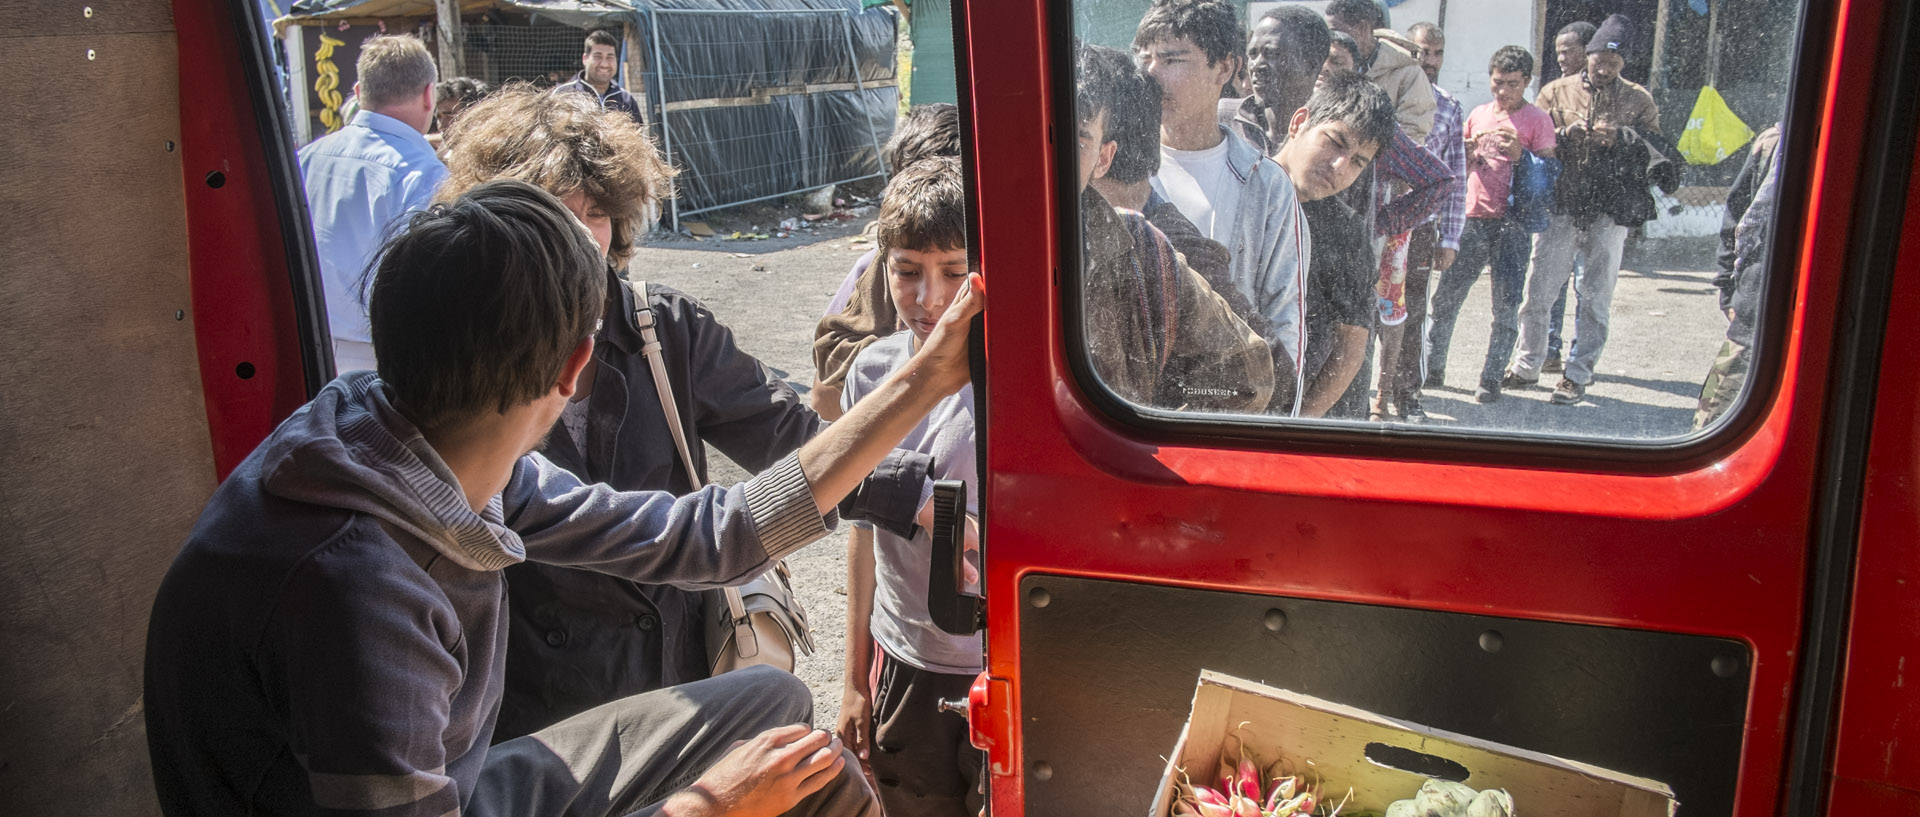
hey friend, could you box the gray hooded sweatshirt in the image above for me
[144,372,830,816]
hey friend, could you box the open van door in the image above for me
[0,0,324,811]
[954,0,1920,814]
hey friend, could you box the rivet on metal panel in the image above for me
[206,171,226,188]
[236,362,256,379]
[166,140,176,152]
[1031,761,1053,781]
[175,310,185,321]
[1263,609,1287,632]
[87,49,96,61]
[1478,630,1504,653]
[1027,587,1051,609]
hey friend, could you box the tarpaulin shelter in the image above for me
[629,0,899,220]
[275,0,898,222]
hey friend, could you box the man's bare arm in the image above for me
[797,275,982,515]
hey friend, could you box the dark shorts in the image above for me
[869,645,984,817]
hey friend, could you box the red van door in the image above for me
[953,0,1919,814]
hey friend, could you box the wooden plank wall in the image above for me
[0,0,214,813]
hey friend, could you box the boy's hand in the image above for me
[911,273,985,396]
[663,725,847,817]
[835,683,874,762]
[914,501,982,590]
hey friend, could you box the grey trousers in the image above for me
[1509,213,1630,386]
[473,665,880,817]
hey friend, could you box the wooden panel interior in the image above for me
[0,6,212,815]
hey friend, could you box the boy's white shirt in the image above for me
[1154,138,1239,242]
[842,331,983,674]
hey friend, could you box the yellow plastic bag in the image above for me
[1678,86,1756,165]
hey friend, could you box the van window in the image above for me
[1067,0,1800,442]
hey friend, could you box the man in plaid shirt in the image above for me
[1374,22,1466,422]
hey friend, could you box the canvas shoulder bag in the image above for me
[629,280,815,675]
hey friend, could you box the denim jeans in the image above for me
[1425,217,1534,390]
[473,666,880,817]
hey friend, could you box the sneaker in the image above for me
[1399,397,1429,424]
[1499,370,1539,390]
[1542,355,1565,374]
[1475,385,1501,403]
[1551,378,1585,405]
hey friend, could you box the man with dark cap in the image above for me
[1503,14,1660,405]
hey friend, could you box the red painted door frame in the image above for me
[958,0,1911,814]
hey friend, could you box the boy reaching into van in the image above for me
[835,155,985,817]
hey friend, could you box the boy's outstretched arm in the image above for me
[797,274,983,515]
[836,526,879,761]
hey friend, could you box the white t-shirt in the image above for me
[843,332,982,675]
[1154,137,1240,242]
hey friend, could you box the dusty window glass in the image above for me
[1070,0,1801,442]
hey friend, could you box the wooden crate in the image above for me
[1149,671,1677,817]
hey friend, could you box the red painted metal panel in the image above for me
[961,0,1888,814]
[173,0,312,479]
[1827,126,1920,803]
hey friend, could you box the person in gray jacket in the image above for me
[438,86,938,741]
[1135,0,1311,407]
[144,179,984,817]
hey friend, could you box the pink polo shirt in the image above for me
[1463,101,1556,219]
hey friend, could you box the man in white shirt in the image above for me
[1135,0,1310,397]
[298,35,447,374]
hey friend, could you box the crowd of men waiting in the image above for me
[136,4,1783,817]
[1038,0,1687,421]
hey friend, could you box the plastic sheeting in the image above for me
[639,0,898,214]
[664,86,896,213]
[282,0,634,30]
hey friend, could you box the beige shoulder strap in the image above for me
[630,279,701,487]
[629,280,755,648]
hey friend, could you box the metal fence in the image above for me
[459,19,595,89]
[639,6,898,223]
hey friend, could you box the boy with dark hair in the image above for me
[1271,71,1397,418]
[1426,44,1557,403]
[1135,0,1309,399]
[1075,43,1275,412]
[836,156,986,817]
[145,178,984,817]
[555,29,642,125]
[813,103,966,417]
